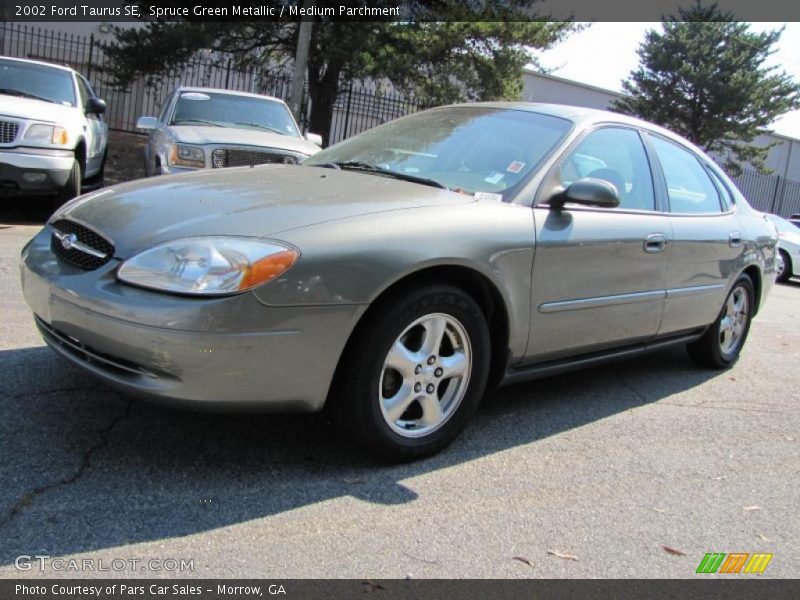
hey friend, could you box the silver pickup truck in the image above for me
[137,87,321,175]
[0,56,108,206]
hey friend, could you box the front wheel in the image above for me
[333,284,491,462]
[687,275,754,369]
[52,158,81,212]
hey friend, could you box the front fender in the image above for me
[252,201,536,361]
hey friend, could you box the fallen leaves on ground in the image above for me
[743,505,762,512]
[547,550,578,561]
[512,556,532,566]
[661,545,687,556]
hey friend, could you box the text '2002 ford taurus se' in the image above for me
[21,103,778,461]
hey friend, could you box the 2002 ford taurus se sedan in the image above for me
[21,103,779,461]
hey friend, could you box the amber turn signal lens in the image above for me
[52,127,68,145]
[239,248,299,290]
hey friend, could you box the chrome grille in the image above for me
[211,148,298,168]
[0,120,19,144]
[50,219,115,270]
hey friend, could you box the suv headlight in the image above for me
[117,237,299,295]
[169,144,206,168]
[24,124,68,145]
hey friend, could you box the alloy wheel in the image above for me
[378,313,472,438]
[719,285,749,355]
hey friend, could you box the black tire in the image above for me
[687,274,754,369]
[776,249,792,283]
[94,150,107,186]
[53,158,81,211]
[331,284,491,462]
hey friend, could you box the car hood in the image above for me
[170,126,320,156]
[0,94,75,124]
[53,165,473,257]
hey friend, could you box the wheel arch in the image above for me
[741,263,763,315]
[329,264,512,402]
[73,138,87,175]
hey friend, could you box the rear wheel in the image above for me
[332,284,491,462]
[687,275,754,369]
[776,249,791,283]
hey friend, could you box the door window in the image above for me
[558,127,656,211]
[650,136,723,213]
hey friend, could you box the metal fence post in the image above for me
[771,175,782,214]
[224,59,232,89]
[341,81,354,140]
[86,33,94,80]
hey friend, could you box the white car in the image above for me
[767,214,800,282]
[0,56,108,206]
[136,87,322,176]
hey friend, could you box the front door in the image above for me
[526,126,670,363]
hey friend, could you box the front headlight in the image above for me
[24,124,68,145]
[169,144,206,168]
[117,237,299,295]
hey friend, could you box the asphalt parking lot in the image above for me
[0,204,798,579]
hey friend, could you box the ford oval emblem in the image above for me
[61,233,77,251]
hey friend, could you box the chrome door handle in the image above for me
[729,232,743,248]
[644,233,668,253]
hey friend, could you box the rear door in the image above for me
[645,133,744,334]
[526,126,671,363]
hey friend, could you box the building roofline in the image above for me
[523,68,625,99]
[523,68,800,145]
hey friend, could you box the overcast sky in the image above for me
[533,22,800,139]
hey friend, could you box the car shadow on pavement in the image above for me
[0,343,718,566]
[0,199,54,226]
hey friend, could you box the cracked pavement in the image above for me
[0,213,798,578]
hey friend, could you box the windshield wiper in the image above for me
[232,122,288,135]
[318,161,447,190]
[0,88,56,103]
[172,118,223,127]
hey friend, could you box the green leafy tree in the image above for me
[612,2,800,174]
[104,1,575,144]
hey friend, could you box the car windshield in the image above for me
[0,59,76,106]
[170,91,299,136]
[304,106,572,196]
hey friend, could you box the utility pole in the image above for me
[289,0,315,126]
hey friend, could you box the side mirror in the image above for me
[86,97,106,115]
[304,132,323,146]
[136,116,158,130]
[549,177,620,210]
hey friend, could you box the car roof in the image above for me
[443,101,704,155]
[174,86,286,104]
[0,55,76,74]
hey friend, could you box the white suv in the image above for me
[0,56,108,206]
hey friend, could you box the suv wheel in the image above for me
[53,159,82,210]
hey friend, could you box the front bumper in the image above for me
[20,227,365,412]
[0,147,73,194]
